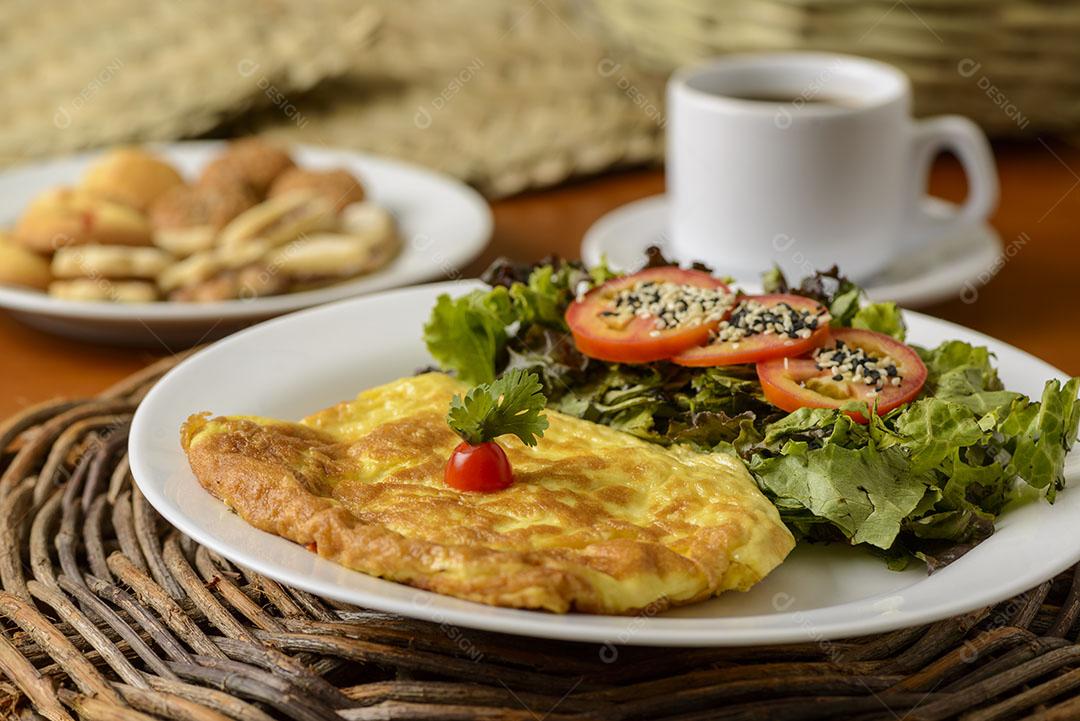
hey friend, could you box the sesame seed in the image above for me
[813,340,902,392]
[603,280,734,331]
[712,299,825,344]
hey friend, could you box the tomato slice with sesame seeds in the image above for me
[672,294,831,367]
[565,267,732,363]
[756,328,927,423]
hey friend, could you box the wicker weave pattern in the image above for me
[248,0,666,197]
[1,0,664,198]
[590,0,1080,135]
[0,0,379,166]
[2,355,1080,719]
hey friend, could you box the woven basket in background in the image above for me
[0,0,666,198]
[249,0,666,197]
[590,0,1080,136]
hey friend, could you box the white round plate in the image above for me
[0,141,491,347]
[130,280,1079,647]
[582,195,1002,308]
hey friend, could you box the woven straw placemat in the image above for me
[1,0,664,198]
[201,0,666,198]
[0,0,379,167]
[3,354,1080,720]
[590,0,1080,136]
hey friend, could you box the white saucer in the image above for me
[582,195,1003,307]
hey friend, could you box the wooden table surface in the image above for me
[3,140,1079,417]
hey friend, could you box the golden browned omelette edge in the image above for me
[180,373,794,614]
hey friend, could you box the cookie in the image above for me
[152,226,217,257]
[52,245,174,280]
[12,188,153,253]
[217,238,272,270]
[168,271,240,302]
[48,279,159,303]
[267,203,399,281]
[235,264,289,299]
[267,234,372,280]
[0,235,52,290]
[342,202,396,242]
[157,251,222,293]
[342,202,399,270]
[150,182,257,231]
[268,167,366,211]
[81,147,185,213]
[218,191,337,251]
[265,202,399,280]
[169,264,288,302]
[198,138,295,196]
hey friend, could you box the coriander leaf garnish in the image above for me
[447,369,549,447]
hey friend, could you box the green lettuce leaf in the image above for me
[425,259,608,385]
[504,326,590,393]
[918,341,1003,398]
[939,449,1010,516]
[550,364,670,442]
[828,286,862,327]
[668,410,763,455]
[507,263,591,330]
[679,366,781,421]
[851,302,906,340]
[423,288,516,384]
[949,390,1024,420]
[906,509,994,541]
[761,266,785,293]
[751,444,931,549]
[894,398,986,472]
[763,407,858,448]
[1001,378,1080,495]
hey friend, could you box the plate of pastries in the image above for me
[0,139,491,345]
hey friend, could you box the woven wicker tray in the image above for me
[3,354,1080,720]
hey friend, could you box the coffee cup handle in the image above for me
[906,116,998,244]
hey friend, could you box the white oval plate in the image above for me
[581,194,1003,308]
[129,280,1079,647]
[0,142,491,347]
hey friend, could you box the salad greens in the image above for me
[423,254,1080,570]
[423,259,615,384]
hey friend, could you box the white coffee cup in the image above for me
[667,52,998,282]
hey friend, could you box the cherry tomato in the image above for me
[756,328,927,423]
[565,267,731,363]
[672,294,831,367]
[444,441,513,492]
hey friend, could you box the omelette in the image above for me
[181,373,794,614]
